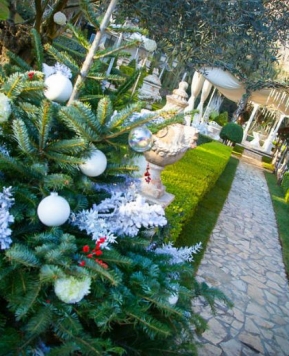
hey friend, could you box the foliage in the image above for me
[176,157,239,270]
[265,172,289,278]
[0,7,232,355]
[213,112,228,127]
[197,134,213,146]
[220,122,244,145]
[116,0,289,83]
[232,144,245,155]
[162,142,232,242]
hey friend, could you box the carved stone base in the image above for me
[140,191,175,208]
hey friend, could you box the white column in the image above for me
[242,103,259,143]
[262,114,286,154]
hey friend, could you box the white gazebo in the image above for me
[187,67,289,154]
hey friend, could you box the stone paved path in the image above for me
[194,160,289,356]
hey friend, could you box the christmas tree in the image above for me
[0,2,231,355]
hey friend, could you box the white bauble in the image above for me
[79,150,107,177]
[53,11,67,26]
[143,38,157,52]
[37,192,71,227]
[44,73,73,103]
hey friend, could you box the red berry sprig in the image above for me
[79,237,108,268]
[144,163,151,183]
[27,71,35,80]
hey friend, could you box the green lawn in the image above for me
[265,171,289,278]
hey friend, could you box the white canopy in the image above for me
[199,67,289,116]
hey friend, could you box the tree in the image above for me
[116,0,289,120]
[0,2,231,354]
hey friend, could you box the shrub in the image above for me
[220,122,243,144]
[197,133,213,145]
[214,112,228,126]
[261,155,272,164]
[162,142,232,241]
[232,144,244,155]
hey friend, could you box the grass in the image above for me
[264,171,289,278]
[175,156,239,270]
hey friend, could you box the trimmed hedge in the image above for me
[162,142,232,241]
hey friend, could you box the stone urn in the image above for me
[140,123,199,206]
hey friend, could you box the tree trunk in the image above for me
[232,91,250,122]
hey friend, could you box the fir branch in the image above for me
[105,102,144,131]
[53,312,84,341]
[6,50,32,71]
[43,151,85,168]
[24,305,53,337]
[37,100,55,151]
[114,69,140,101]
[18,102,40,117]
[84,258,121,286]
[43,174,73,190]
[66,23,90,50]
[5,244,41,268]
[31,28,44,71]
[79,94,105,102]
[97,96,113,127]
[59,101,102,140]
[12,119,37,155]
[2,72,25,99]
[79,0,101,30]
[0,152,33,177]
[46,138,87,155]
[127,311,171,338]
[15,281,42,320]
[20,78,46,98]
[44,44,80,76]
[39,264,66,283]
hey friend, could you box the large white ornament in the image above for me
[37,192,71,227]
[44,72,73,103]
[79,150,107,177]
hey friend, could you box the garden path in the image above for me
[194,159,289,355]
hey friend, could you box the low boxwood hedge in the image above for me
[162,141,232,242]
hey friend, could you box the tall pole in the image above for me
[68,0,118,105]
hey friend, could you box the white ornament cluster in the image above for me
[54,275,91,304]
[153,242,202,264]
[0,93,12,123]
[0,186,15,250]
[72,190,167,244]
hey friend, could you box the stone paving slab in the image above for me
[194,160,289,355]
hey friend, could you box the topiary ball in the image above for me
[220,122,243,144]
